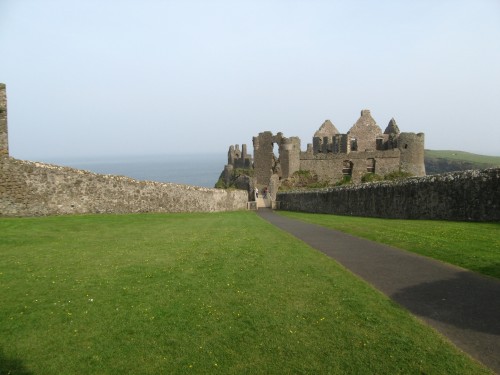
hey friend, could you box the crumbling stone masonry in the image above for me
[0,158,248,216]
[0,83,8,156]
[0,84,248,216]
[223,109,426,194]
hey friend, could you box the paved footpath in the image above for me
[257,209,500,374]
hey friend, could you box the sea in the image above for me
[44,154,226,188]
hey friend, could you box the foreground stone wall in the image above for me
[277,169,500,221]
[0,157,248,217]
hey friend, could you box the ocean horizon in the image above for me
[41,154,227,188]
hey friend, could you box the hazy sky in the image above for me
[1,0,499,160]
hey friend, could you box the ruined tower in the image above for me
[253,131,277,186]
[0,83,8,156]
[279,136,301,178]
[227,144,252,169]
[398,132,426,176]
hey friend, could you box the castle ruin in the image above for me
[223,109,426,197]
[2,82,499,221]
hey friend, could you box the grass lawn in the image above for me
[279,211,500,280]
[0,212,492,374]
[425,150,500,165]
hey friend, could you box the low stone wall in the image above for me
[0,157,248,217]
[277,168,500,221]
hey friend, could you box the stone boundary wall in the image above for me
[0,157,248,217]
[277,168,500,221]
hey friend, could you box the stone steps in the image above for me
[256,196,271,208]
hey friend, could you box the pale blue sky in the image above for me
[1,0,499,160]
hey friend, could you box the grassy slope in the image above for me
[0,212,491,374]
[425,150,500,174]
[425,150,500,165]
[279,212,500,279]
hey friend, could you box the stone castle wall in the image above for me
[0,83,247,217]
[0,157,248,217]
[299,149,401,183]
[277,168,500,221]
[0,83,8,156]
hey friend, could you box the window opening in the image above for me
[342,160,353,176]
[366,158,375,173]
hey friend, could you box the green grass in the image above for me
[424,150,500,174]
[279,211,500,279]
[425,150,500,166]
[0,212,492,374]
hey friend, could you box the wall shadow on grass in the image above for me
[473,261,500,280]
[0,348,33,375]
